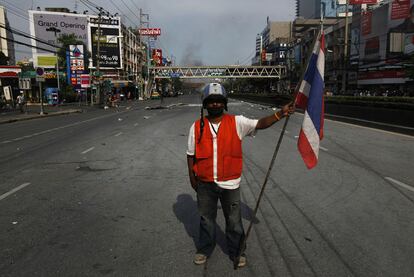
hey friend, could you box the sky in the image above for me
[3,0,296,66]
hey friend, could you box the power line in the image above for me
[0,35,57,54]
[108,0,136,26]
[0,24,61,50]
[119,0,140,25]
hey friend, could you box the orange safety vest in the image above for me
[194,114,243,182]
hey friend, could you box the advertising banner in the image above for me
[359,4,389,66]
[69,45,85,88]
[29,11,88,65]
[361,11,373,36]
[152,49,162,66]
[90,26,122,69]
[391,0,411,20]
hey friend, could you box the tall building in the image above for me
[253,18,293,66]
[296,0,351,19]
[0,6,15,65]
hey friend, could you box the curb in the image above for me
[0,109,83,125]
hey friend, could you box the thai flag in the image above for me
[295,32,325,169]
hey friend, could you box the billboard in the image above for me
[361,11,373,36]
[89,16,122,69]
[359,4,389,66]
[29,11,88,67]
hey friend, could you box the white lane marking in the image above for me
[385,177,414,193]
[134,123,139,127]
[325,118,414,139]
[115,132,123,137]
[0,110,132,144]
[0,183,31,201]
[81,147,95,155]
[320,146,328,151]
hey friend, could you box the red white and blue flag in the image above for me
[295,32,325,169]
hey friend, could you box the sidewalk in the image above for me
[0,103,90,124]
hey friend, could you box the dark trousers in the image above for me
[196,181,245,258]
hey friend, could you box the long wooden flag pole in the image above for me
[233,29,322,270]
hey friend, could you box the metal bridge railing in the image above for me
[150,65,287,79]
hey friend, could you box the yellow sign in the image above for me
[37,56,57,67]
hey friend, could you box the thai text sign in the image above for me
[139,28,161,36]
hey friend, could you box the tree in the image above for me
[0,51,9,65]
[57,34,91,73]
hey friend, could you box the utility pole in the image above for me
[342,0,350,95]
[56,53,60,92]
[39,80,44,115]
[96,8,102,105]
[140,9,150,99]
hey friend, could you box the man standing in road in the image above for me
[186,83,294,268]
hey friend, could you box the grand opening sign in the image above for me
[138,28,161,36]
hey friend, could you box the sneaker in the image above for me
[193,253,207,265]
[238,255,247,268]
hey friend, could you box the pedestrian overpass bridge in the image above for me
[149,65,287,79]
[145,65,287,98]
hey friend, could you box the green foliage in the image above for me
[17,61,34,72]
[60,85,77,102]
[57,34,91,75]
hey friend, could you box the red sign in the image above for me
[152,49,163,66]
[80,74,90,88]
[138,28,161,36]
[261,50,266,62]
[358,70,405,80]
[361,11,372,36]
[391,0,411,20]
[349,0,377,4]
[365,36,380,55]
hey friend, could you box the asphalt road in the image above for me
[0,95,413,277]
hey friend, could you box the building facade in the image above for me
[296,0,352,19]
[28,8,145,97]
[253,19,293,66]
[0,6,15,65]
